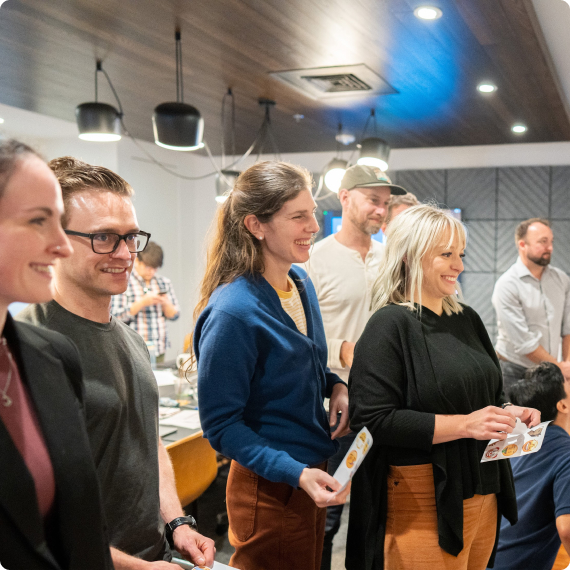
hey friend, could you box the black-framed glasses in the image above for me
[65,230,151,254]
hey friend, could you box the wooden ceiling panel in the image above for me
[0,0,569,155]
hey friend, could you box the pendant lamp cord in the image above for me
[95,60,124,117]
[175,30,183,103]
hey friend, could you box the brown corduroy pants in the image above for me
[384,464,497,570]
[226,460,327,570]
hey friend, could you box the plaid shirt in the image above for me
[111,267,180,356]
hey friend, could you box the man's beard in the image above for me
[348,206,383,235]
[528,253,551,266]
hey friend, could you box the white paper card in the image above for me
[175,561,238,570]
[159,409,201,430]
[329,427,373,499]
[153,369,177,386]
[481,419,551,462]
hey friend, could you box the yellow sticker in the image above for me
[346,450,358,468]
[501,444,518,457]
[522,440,538,453]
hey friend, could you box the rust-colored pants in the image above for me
[384,464,497,570]
[226,460,326,570]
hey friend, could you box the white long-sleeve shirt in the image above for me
[492,257,570,368]
[302,235,384,381]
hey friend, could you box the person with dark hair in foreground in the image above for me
[490,362,570,570]
[0,139,112,570]
[111,241,180,363]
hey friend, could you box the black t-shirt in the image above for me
[19,301,168,561]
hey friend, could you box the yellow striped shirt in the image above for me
[273,276,307,336]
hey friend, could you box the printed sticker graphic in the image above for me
[485,447,500,460]
[481,420,552,463]
[502,444,518,457]
[522,440,538,453]
[346,450,358,468]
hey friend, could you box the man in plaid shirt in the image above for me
[111,241,180,361]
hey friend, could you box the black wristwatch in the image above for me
[165,515,197,547]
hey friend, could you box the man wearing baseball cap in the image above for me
[302,164,407,570]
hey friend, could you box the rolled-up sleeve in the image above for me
[327,337,346,370]
[493,281,542,355]
[164,279,180,321]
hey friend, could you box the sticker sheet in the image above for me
[480,419,551,462]
[329,426,373,500]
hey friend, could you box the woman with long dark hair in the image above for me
[0,139,112,570]
[193,161,350,570]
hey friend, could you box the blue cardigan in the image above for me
[194,265,344,488]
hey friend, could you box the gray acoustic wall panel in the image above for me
[463,221,495,272]
[551,166,570,219]
[461,273,496,327]
[496,220,520,273]
[551,221,570,274]
[498,167,549,219]
[396,170,446,204]
[447,168,496,220]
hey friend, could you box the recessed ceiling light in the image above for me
[512,124,527,134]
[414,6,443,20]
[477,82,497,93]
[0,117,4,124]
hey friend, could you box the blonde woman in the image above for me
[193,161,350,570]
[346,204,540,570]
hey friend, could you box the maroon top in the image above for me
[0,340,56,518]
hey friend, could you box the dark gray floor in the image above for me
[192,464,349,569]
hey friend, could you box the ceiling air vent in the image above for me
[301,73,372,93]
[270,64,397,101]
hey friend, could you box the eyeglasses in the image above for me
[64,230,151,254]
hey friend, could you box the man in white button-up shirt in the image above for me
[304,165,407,570]
[492,218,570,391]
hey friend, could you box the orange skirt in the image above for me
[384,464,497,570]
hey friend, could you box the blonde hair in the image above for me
[371,203,466,316]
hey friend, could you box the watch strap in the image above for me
[165,515,197,546]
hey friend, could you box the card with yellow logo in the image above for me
[328,427,373,501]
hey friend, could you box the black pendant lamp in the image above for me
[356,109,390,171]
[153,30,204,151]
[76,61,122,142]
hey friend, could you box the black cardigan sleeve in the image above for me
[348,305,435,452]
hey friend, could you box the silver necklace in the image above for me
[0,337,13,407]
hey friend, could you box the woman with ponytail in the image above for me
[193,161,350,570]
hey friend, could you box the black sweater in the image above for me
[346,303,517,570]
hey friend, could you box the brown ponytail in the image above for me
[193,160,312,322]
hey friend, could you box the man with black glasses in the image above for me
[19,157,215,570]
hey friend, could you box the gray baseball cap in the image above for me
[340,165,407,195]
